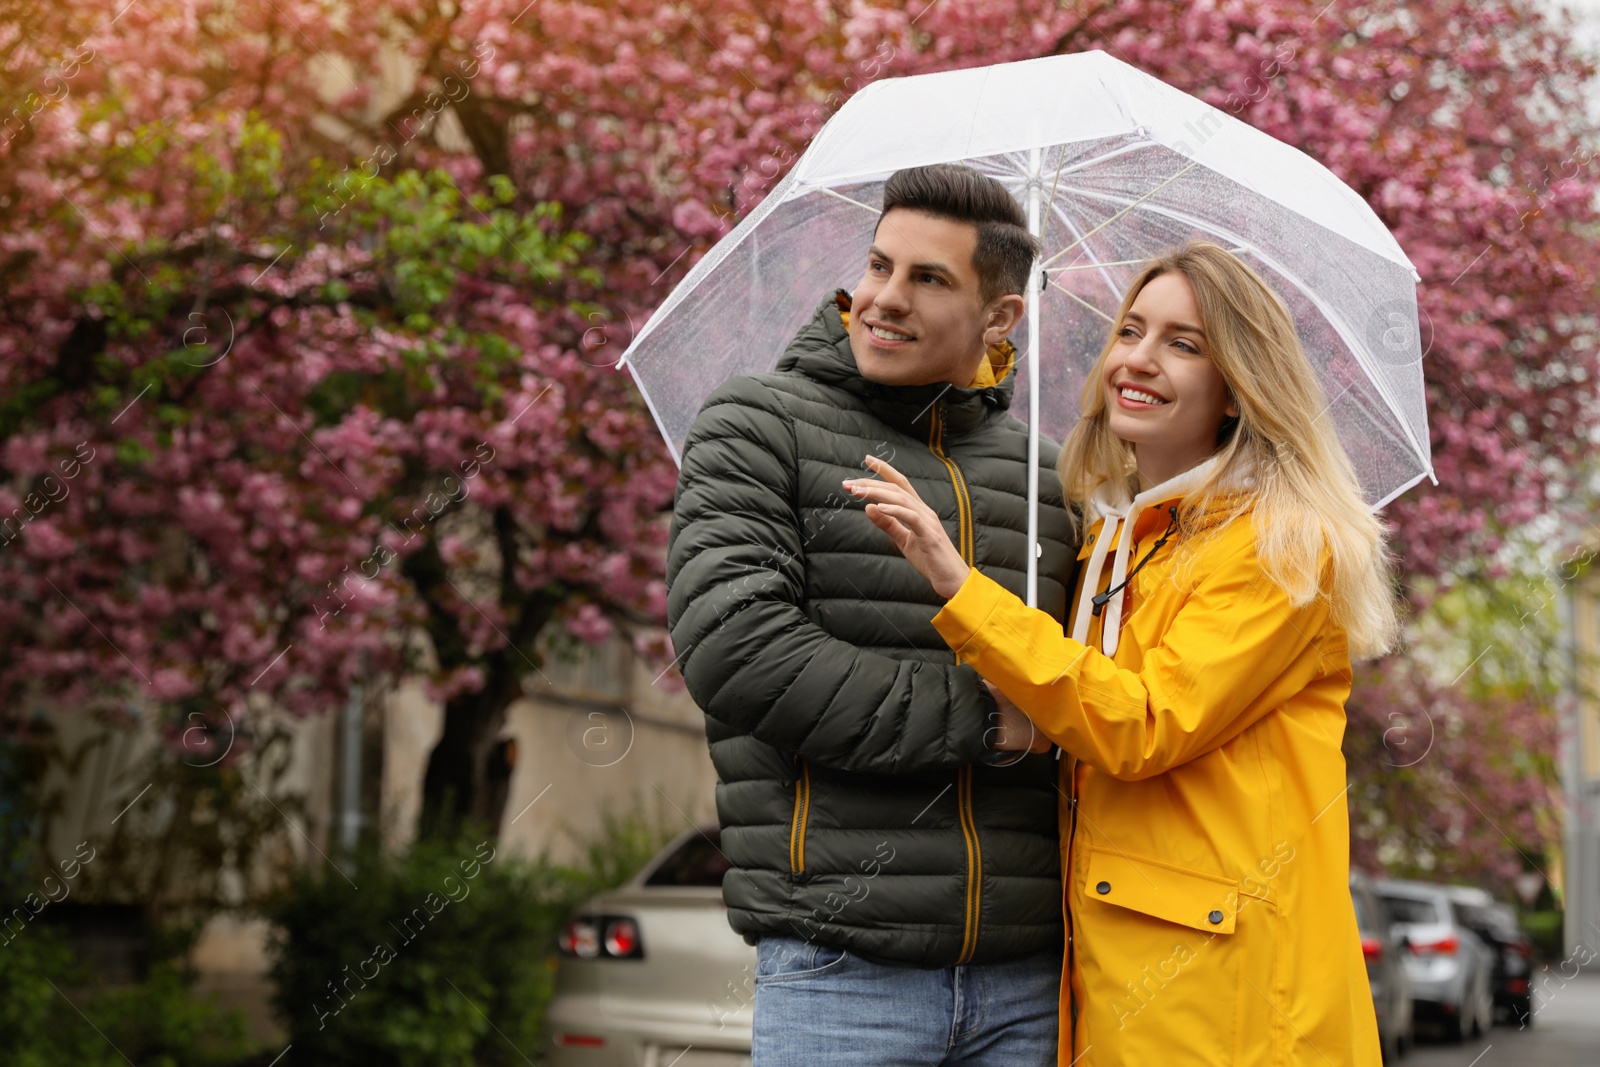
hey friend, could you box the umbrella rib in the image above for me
[1047,258,1153,272]
[1039,161,1200,269]
[1059,186,1431,474]
[1051,138,1161,179]
[1046,200,1123,303]
[999,150,1032,175]
[1371,470,1432,512]
[1046,251,1251,272]
[798,139,1151,203]
[625,357,688,467]
[805,185,879,213]
[1310,376,1359,427]
[1046,278,1117,323]
[1033,146,1075,250]
[1307,372,1435,505]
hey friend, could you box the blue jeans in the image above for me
[751,936,1059,1066]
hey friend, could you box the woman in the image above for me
[843,242,1397,1066]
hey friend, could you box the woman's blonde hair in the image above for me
[1058,241,1399,659]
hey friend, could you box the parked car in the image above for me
[1352,872,1414,1060]
[1441,886,1536,1027]
[548,825,755,1067]
[1375,880,1496,1043]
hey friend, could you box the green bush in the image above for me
[558,808,681,900]
[0,923,255,1067]
[2,733,266,1066]
[265,812,674,1067]
[0,926,104,1067]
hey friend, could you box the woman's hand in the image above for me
[844,455,971,599]
[986,681,1053,754]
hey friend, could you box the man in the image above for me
[665,164,1076,1065]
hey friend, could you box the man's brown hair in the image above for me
[877,164,1039,302]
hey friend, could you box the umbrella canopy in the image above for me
[621,51,1432,600]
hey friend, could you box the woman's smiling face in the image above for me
[1103,271,1238,487]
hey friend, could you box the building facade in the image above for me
[1563,560,1600,964]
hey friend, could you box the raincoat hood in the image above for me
[775,290,1017,439]
[1074,456,1246,657]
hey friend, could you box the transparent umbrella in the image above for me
[620,51,1433,604]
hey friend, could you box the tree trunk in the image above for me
[417,658,523,841]
[405,508,555,842]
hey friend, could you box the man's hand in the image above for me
[844,455,971,599]
[987,681,1052,753]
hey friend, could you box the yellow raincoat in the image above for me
[931,457,1380,1067]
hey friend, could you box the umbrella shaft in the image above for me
[1026,147,1043,609]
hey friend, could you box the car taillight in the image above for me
[1361,936,1384,963]
[1409,934,1459,956]
[558,914,645,959]
[560,918,601,958]
[604,918,640,958]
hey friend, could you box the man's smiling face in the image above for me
[848,208,994,388]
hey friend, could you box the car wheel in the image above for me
[1381,1023,1401,1063]
[1514,995,1534,1029]
[1443,1007,1466,1044]
[1466,976,1489,1038]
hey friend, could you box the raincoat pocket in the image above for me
[1074,847,1244,1061]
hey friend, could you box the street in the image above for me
[1405,971,1600,1067]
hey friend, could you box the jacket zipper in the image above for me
[930,403,982,963]
[928,405,975,564]
[1064,522,1109,1051]
[789,756,811,875]
[956,764,982,962]
[1065,757,1081,1050]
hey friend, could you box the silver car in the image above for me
[547,826,755,1067]
[1441,886,1537,1027]
[1375,879,1496,1043]
[1352,871,1414,1060]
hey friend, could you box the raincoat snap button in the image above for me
[1207,910,1224,924]
[1096,881,1111,894]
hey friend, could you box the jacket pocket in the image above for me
[1082,847,1240,934]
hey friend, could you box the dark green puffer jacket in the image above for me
[666,292,1077,967]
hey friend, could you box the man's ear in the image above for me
[981,292,1026,347]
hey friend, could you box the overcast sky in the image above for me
[1547,1,1600,116]
[1553,1,1600,57]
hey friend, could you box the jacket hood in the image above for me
[775,291,1017,438]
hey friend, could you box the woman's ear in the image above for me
[1225,393,1240,419]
